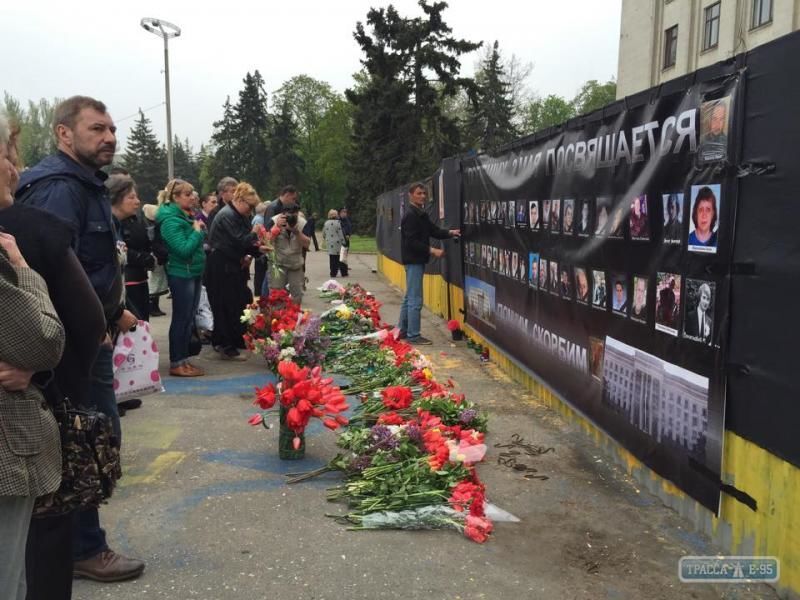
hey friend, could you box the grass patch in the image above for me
[348,235,377,254]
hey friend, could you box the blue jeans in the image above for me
[168,275,202,367]
[73,344,120,561]
[398,263,425,339]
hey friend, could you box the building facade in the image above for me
[603,337,709,453]
[617,0,800,98]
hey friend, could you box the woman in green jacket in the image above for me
[156,179,206,377]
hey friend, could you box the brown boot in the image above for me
[73,549,145,582]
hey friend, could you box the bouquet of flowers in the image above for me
[254,223,283,280]
[248,360,350,451]
[242,290,329,372]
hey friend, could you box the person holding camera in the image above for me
[268,191,310,305]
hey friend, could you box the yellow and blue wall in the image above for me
[378,253,800,599]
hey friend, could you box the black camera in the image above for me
[284,207,299,228]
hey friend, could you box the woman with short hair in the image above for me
[206,182,264,360]
[107,174,155,321]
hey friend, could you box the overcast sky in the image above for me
[2,0,622,150]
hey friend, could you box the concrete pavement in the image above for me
[73,251,775,600]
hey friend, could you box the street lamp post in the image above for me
[140,17,181,180]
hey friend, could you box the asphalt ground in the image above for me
[73,250,776,600]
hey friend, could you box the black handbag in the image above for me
[33,399,122,517]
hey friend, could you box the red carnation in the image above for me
[447,319,460,332]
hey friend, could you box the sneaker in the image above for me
[408,336,433,345]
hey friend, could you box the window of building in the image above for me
[703,2,721,50]
[752,0,773,28]
[664,25,678,69]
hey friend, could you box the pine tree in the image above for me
[466,41,517,151]
[268,98,304,198]
[231,71,271,195]
[346,1,480,233]
[122,111,167,204]
[208,96,240,185]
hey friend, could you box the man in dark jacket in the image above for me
[399,183,460,345]
[15,96,145,583]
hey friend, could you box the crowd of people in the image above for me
[0,95,356,599]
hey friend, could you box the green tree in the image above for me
[122,110,167,204]
[172,136,200,186]
[206,96,242,190]
[520,94,576,134]
[231,71,272,194]
[272,75,340,213]
[573,78,617,116]
[466,41,517,151]
[346,1,480,233]
[2,93,58,168]
[308,96,353,217]
[267,97,304,197]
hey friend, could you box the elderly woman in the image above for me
[0,113,106,600]
[206,182,264,360]
[156,179,207,377]
[0,114,67,600]
[107,174,154,321]
[323,209,348,278]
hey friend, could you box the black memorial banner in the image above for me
[461,72,742,512]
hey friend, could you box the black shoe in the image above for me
[221,347,247,361]
[397,331,408,340]
[409,336,433,346]
[118,398,142,411]
[150,308,166,317]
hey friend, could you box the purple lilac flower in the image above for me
[405,423,422,445]
[348,455,372,473]
[369,425,399,451]
[458,409,477,426]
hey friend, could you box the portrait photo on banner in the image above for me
[575,267,590,304]
[698,95,731,164]
[542,199,551,230]
[595,197,611,236]
[608,198,627,239]
[683,279,715,346]
[576,198,592,236]
[560,264,573,298]
[529,200,540,230]
[550,198,561,234]
[589,336,605,381]
[549,260,560,295]
[563,198,575,235]
[529,253,539,288]
[655,272,682,336]
[611,273,629,316]
[539,257,549,290]
[592,269,607,309]
[688,183,721,254]
[506,200,515,229]
[631,275,649,323]
[662,192,684,244]
[516,200,527,227]
[629,194,650,240]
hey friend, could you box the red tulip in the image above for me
[322,418,339,430]
[248,414,263,426]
